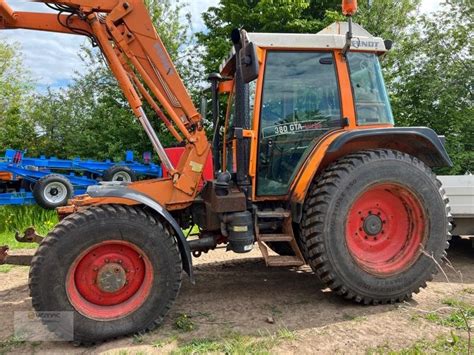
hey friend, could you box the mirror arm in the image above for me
[342,16,353,58]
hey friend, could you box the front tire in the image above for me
[300,149,451,304]
[29,204,182,343]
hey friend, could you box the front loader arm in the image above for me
[0,1,91,35]
[0,0,210,205]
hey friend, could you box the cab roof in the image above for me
[219,22,387,76]
[248,22,386,52]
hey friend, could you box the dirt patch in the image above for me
[0,238,472,354]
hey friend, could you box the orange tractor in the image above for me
[0,0,452,342]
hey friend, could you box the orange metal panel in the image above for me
[0,0,15,22]
[334,50,357,128]
[0,172,13,181]
[39,0,119,12]
[218,80,234,93]
[222,90,234,170]
[249,49,266,201]
[1,11,92,34]
[290,130,346,204]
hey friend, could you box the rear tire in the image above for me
[300,149,451,304]
[29,204,182,343]
[33,174,74,209]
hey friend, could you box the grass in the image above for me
[0,207,200,250]
[366,333,471,354]
[463,288,474,295]
[174,313,196,332]
[0,335,26,354]
[0,206,57,249]
[172,329,297,355]
[0,265,15,273]
[132,334,145,345]
[152,335,178,349]
[423,298,474,331]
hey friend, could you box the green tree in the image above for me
[27,0,196,161]
[0,41,37,151]
[390,1,473,174]
[197,0,341,74]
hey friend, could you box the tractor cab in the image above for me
[211,22,393,199]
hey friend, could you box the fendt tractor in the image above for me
[0,0,453,342]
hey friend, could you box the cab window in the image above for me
[348,52,394,125]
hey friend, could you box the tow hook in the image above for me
[15,227,44,244]
[0,228,44,266]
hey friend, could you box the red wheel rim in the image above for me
[346,183,427,276]
[66,241,154,320]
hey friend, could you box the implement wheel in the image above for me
[103,166,137,183]
[33,174,74,209]
[300,149,451,304]
[29,205,182,343]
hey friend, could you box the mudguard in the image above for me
[326,127,452,167]
[291,127,452,223]
[87,184,194,283]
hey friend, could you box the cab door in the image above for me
[255,50,343,196]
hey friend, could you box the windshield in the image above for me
[348,53,394,125]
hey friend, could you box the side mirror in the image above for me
[239,41,259,83]
[384,39,393,51]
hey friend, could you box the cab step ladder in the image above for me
[255,209,305,267]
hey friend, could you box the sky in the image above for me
[1,0,440,90]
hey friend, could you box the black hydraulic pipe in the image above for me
[208,72,222,176]
[232,30,251,196]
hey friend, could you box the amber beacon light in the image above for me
[342,0,358,16]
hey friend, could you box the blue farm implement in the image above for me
[0,149,162,209]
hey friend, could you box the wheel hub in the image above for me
[96,263,127,293]
[43,182,67,203]
[363,214,383,236]
[66,241,154,320]
[346,183,427,276]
